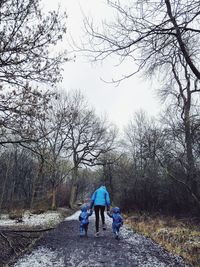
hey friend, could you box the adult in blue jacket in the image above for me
[90,185,110,237]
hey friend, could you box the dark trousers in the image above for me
[94,205,105,232]
[80,223,88,236]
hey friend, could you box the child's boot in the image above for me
[80,227,84,237]
[115,232,119,240]
[85,230,88,237]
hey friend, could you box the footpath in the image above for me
[10,211,189,267]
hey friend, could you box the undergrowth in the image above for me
[125,213,200,267]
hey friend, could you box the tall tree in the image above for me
[0,0,68,148]
[81,0,200,209]
[37,93,72,210]
[0,0,67,88]
[170,57,198,195]
[0,87,53,145]
[82,0,200,80]
[65,91,117,207]
[158,53,200,207]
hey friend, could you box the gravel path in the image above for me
[11,211,189,267]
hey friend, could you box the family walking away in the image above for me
[78,185,124,239]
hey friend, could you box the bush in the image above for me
[9,209,23,222]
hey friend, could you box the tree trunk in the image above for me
[184,92,198,197]
[69,167,78,208]
[0,153,12,211]
[30,158,44,209]
[165,0,200,80]
[51,186,57,210]
[174,63,200,204]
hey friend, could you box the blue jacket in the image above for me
[107,207,123,229]
[109,213,123,228]
[90,186,110,208]
[79,206,93,226]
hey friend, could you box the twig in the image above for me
[0,232,18,254]
[0,227,55,233]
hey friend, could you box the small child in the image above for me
[107,207,123,239]
[79,205,93,237]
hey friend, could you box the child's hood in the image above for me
[113,207,121,213]
[81,205,88,212]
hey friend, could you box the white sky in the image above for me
[43,0,161,130]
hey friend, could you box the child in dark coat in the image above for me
[79,205,93,237]
[107,207,123,239]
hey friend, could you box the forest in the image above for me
[0,0,199,265]
[0,0,199,217]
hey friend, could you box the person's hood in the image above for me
[100,185,106,190]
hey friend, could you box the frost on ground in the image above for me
[64,211,80,221]
[0,211,62,228]
[11,211,189,267]
[13,247,65,267]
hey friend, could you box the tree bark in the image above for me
[184,94,198,196]
[51,186,57,210]
[30,158,44,209]
[0,153,12,211]
[69,167,78,208]
[171,59,199,202]
[165,0,200,80]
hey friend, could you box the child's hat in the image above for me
[113,207,120,213]
[81,204,88,212]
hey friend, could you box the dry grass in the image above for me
[9,209,24,221]
[125,213,200,267]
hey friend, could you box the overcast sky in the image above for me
[44,0,161,130]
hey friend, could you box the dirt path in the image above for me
[10,212,189,267]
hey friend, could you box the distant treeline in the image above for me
[0,0,200,217]
[0,108,200,216]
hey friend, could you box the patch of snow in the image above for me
[120,224,188,267]
[64,210,80,221]
[11,211,189,267]
[0,214,9,220]
[13,247,64,267]
[0,211,62,227]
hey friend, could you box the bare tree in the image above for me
[0,0,67,88]
[65,90,118,207]
[166,55,199,198]
[0,146,37,211]
[0,87,54,145]
[81,0,200,81]
[0,150,13,210]
[0,0,69,159]
[37,94,73,209]
[0,88,54,210]
[80,0,200,210]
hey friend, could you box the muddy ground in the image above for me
[0,228,41,266]
[5,211,190,267]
